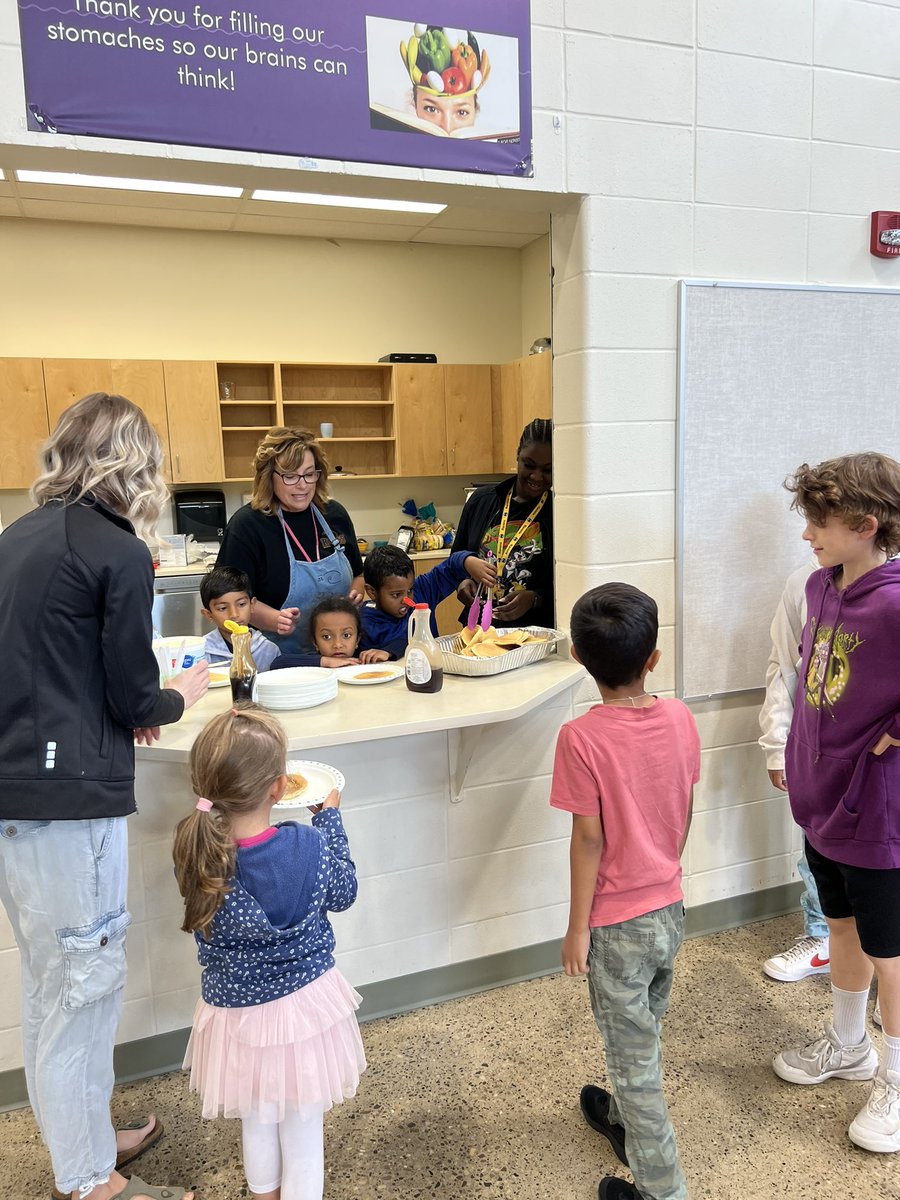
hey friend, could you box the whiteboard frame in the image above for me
[676,278,900,702]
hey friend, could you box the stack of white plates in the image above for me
[256,667,338,711]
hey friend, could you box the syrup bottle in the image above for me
[229,628,258,702]
[405,602,444,694]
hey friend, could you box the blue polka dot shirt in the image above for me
[196,809,357,1008]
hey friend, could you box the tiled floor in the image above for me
[2,914,896,1199]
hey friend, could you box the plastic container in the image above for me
[152,636,206,681]
[405,603,443,693]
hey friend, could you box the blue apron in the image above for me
[264,506,353,655]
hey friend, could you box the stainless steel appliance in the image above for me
[152,573,206,638]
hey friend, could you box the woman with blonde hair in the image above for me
[216,427,365,654]
[0,393,208,1200]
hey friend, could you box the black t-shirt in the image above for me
[451,477,554,629]
[217,501,364,611]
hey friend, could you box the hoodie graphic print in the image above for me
[785,559,900,869]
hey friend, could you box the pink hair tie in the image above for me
[195,797,213,813]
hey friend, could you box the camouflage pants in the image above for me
[588,901,687,1200]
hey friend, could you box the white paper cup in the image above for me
[319,422,334,438]
[152,636,207,680]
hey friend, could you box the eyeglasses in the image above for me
[275,469,322,486]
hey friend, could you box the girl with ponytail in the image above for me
[173,704,365,1200]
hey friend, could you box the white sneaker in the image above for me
[763,935,830,982]
[773,1024,879,1085]
[874,1000,882,1028]
[849,1065,900,1152]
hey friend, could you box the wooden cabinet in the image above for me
[212,361,396,481]
[163,361,223,483]
[42,359,113,425]
[393,364,445,476]
[0,359,50,489]
[43,358,174,480]
[413,553,461,637]
[491,352,552,472]
[279,362,395,480]
[394,363,493,478]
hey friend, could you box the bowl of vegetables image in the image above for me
[400,25,491,135]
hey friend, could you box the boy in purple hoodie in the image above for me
[773,452,900,1154]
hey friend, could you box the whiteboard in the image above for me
[677,280,900,700]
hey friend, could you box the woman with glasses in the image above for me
[216,427,365,655]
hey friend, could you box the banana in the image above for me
[400,39,407,65]
[407,35,419,75]
[411,62,422,85]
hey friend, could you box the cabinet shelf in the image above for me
[219,399,275,406]
[221,425,272,432]
[284,400,393,408]
[321,436,395,443]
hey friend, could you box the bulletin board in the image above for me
[677,279,900,700]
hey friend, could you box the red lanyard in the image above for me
[281,510,321,563]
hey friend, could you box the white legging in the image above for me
[241,1105,325,1200]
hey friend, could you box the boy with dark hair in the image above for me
[200,566,279,671]
[552,583,700,1200]
[774,452,900,1154]
[360,544,493,660]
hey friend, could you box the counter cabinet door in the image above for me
[444,364,493,476]
[0,358,50,489]
[393,364,447,476]
[43,358,114,428]
[110,360,173,482]
[413,554,460,637]
[163,361,224,483]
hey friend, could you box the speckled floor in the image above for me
[2,915,897,1200]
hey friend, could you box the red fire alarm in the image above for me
[871,211,900,257]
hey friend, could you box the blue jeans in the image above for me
[799,854,828,939]
[0,817,130,1196]
[588,902,687,1200]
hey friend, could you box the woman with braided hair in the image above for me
[451,418,555,629]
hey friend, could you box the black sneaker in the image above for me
[598,1176,644,1200]
[579,1084,629,1166]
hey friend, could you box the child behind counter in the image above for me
[359,544,494,660]
[200,566,280,671]
[552,583,700,1200]
[173,703,366,1200]
[270,596,391,671]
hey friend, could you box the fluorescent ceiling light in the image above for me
[251,189,445,214]
[15,170,242,198]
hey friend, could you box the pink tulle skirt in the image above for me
[183,968,367,1122]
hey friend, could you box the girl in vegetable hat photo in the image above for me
[365,17,521,142]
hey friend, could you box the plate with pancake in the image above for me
[334,663,405,686]
[275,759,345,811]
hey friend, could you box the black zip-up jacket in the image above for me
[0,498,185,820]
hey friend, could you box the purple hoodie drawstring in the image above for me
[812,571,845,762]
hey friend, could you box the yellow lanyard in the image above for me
[494,487,548,578]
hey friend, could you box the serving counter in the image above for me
[0,657,586,1083]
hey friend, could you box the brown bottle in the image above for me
[405,603,444,694]
[230,629,258,703]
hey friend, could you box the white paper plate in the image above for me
[207,670,231,688]
[335,663,404,686]
[274,759,345,811]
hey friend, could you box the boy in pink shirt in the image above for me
[551,583,700,1200]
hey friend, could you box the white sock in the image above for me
[832,984,870,1046]
[884,1032,900,1077]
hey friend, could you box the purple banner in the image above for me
[16,1,533,177]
